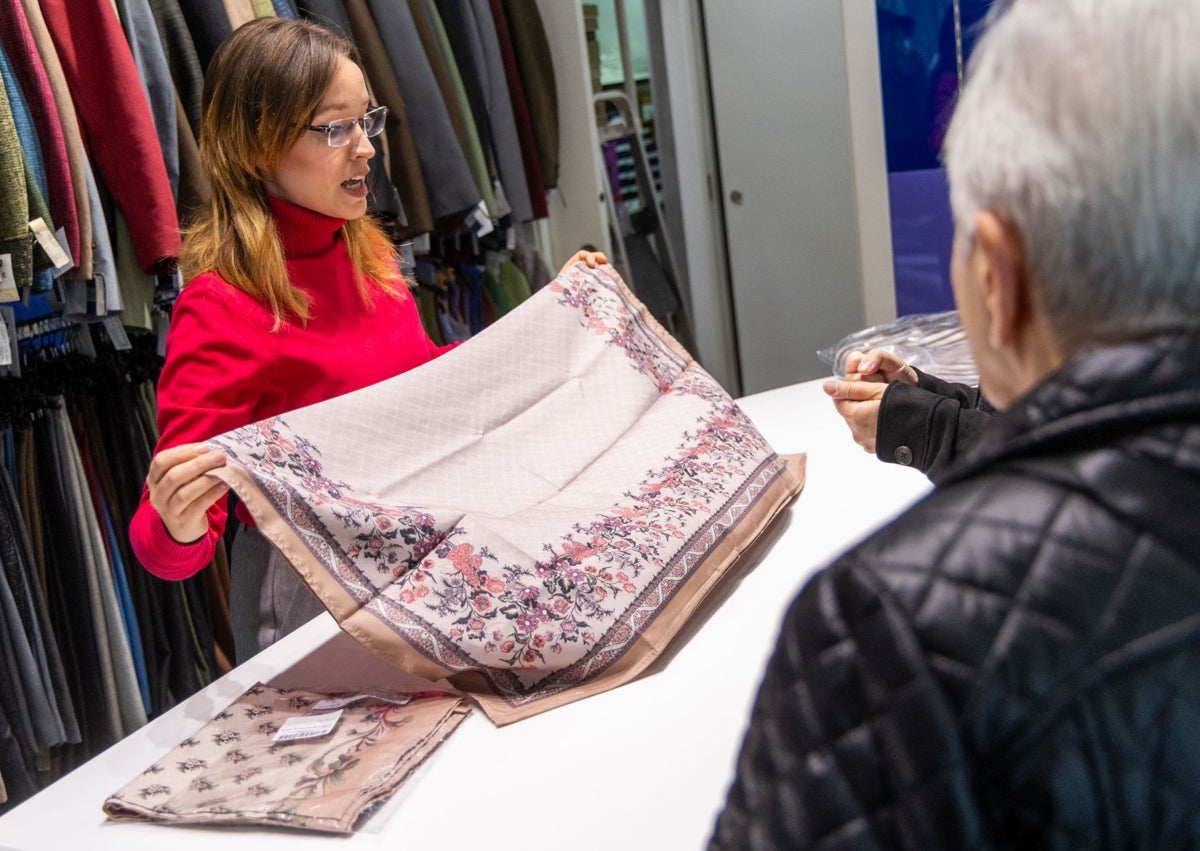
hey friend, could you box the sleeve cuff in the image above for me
[135,510,215,581]
[876,381,935,470]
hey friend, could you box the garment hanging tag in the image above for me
[0,305,13,368]
[465,200,495,238]
[29,218,73,274]
[92,274,107,316]
[103,315,132,351]
[0,254,18,301]
[505,226,516,252]
[413,233,431,255]
[272,710,343,742]
[53,226,75,277]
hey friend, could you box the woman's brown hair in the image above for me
[180,17,402,327]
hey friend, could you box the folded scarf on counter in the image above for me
[103,683,470,832]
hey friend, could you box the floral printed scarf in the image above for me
[206,264,805,724]
[103,684,470,832]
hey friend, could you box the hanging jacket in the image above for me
[712,331,1200,850]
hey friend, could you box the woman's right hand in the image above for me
[145,443,229,544]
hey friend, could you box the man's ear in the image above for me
[972,210,1030,350]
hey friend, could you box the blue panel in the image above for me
[876,0,994,314]
[888,168,955,315]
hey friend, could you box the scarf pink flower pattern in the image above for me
[103,684,470,832]
[207,265,805,723]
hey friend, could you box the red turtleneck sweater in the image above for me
[129,197,457,581]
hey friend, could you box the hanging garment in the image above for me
[40,0,180,274]
[0,0,78,265]
[487,0,547,219]
[173,0,233,72]
[0,79,31,295]
[463,0,533,222]
[104,683,471,833]
[501,0,558,189]
[205,264,806,724]
[365,0,480,221]
[221,0,256,29]
[147,0,205,136]
[0,41,55,291]
[410,0,497,218]
[19,0,93,280]
[114,0,180,203]
[343,0,435,236]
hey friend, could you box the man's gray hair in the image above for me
[943,0,1200,348]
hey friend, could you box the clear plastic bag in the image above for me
[817,310,979,385]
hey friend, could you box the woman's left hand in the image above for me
[557,250,609,277]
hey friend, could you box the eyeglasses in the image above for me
[306,106,388,148]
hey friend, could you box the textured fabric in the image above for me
[0,76,31,293]
[19,0,92,280]
[114,0,180,202]
[414,0,497,217]
[81,147,122,314]
[53,402,148,737]
[343,0,435,236]
[0,0,78,265]
[40,0,180,274]
[487,0,546,219]
[221,0,255,28]
[365,0,479,220]
[174,0,233,72]
[876,368,995,482]
[104,683,470,833]
[465,0,532,222]
[147,0,204,135]
[129,196,457,582]
[204,263,805,724]
[712,332,1200,850]
[173,93,210,222]
[501,0,557,189]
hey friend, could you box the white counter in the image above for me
[0,379,931,851]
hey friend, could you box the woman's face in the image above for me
[261,56,374,220]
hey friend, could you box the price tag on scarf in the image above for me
[272,710,343,742]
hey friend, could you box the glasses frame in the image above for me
[306,105,389,148]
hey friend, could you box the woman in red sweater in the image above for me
[129,18,600,662]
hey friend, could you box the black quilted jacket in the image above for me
[711,333,1200,850]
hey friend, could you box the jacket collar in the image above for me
[945,331,1200,484]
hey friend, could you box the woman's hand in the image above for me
[557,249,609,277]
[146,443,229,544]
